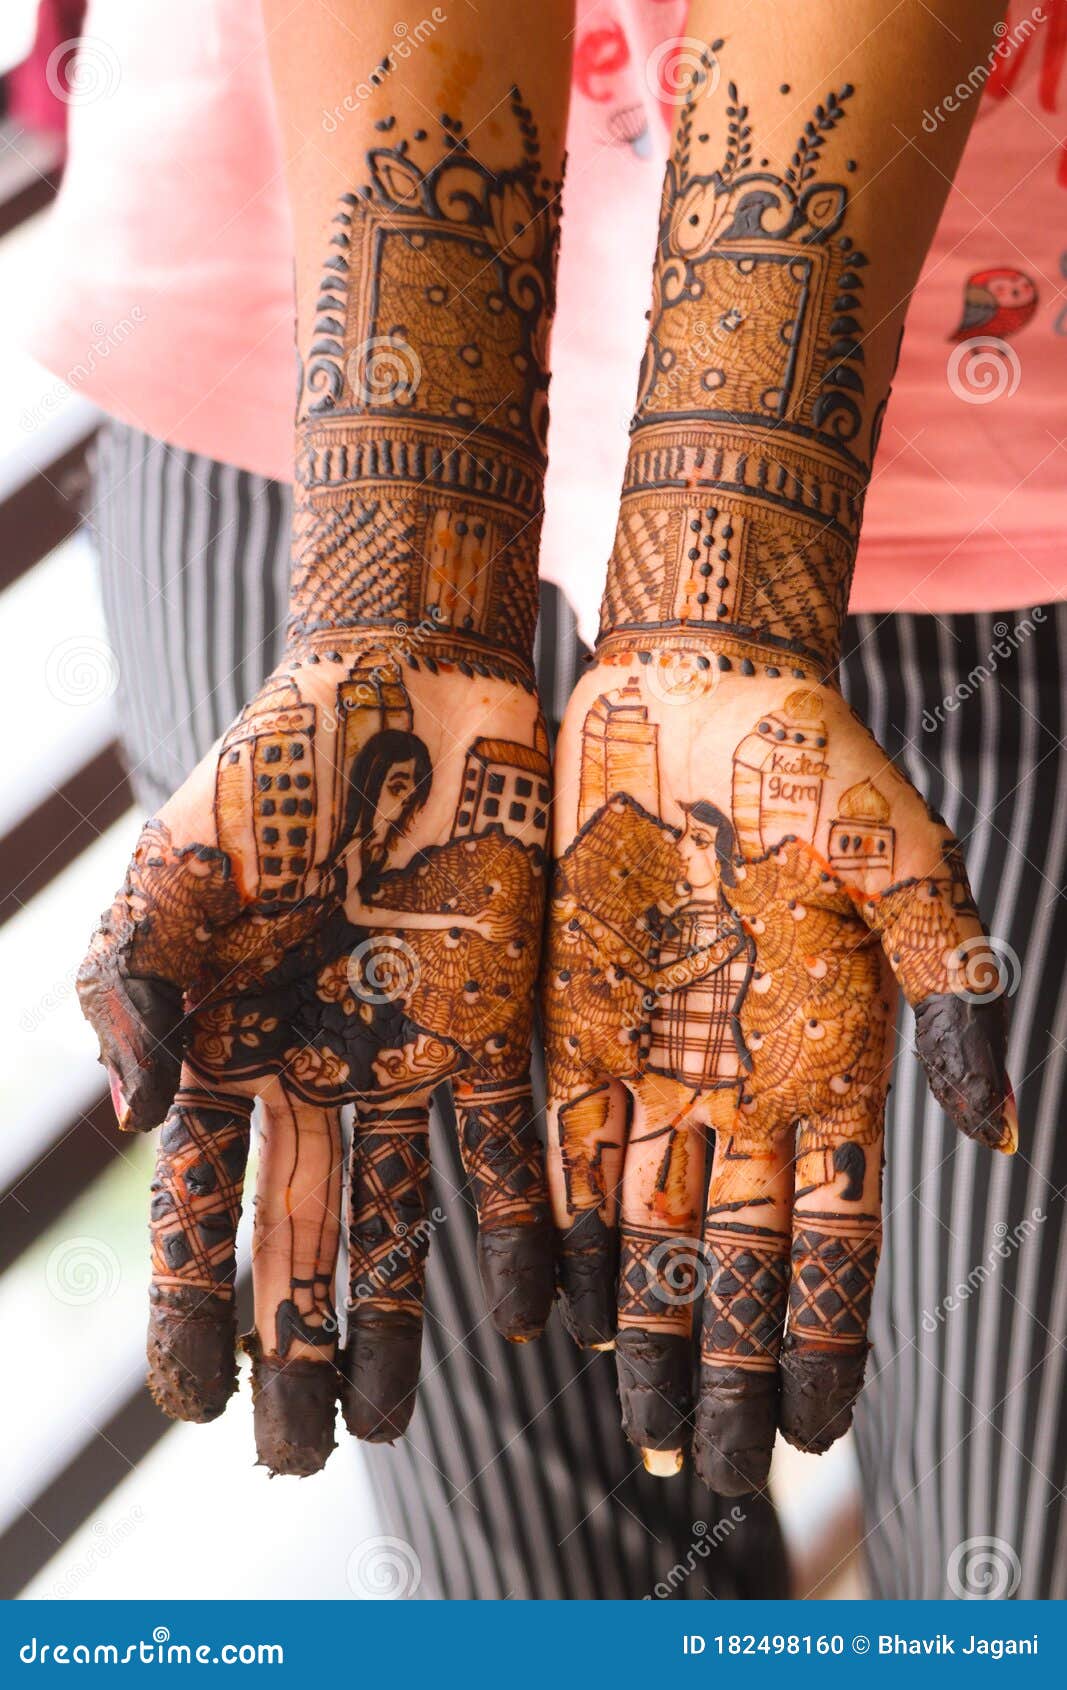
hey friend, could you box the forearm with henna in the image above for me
[544,0,1014,1493]
[79,9,574,1476]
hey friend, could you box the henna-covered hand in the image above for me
[543,31,1015,1496]
[545,662,1015,1493]
[78,87,562,1476]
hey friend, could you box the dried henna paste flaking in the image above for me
[615,1329,693,1452]
[693,1368,778,1497]
[146,1288,237,1424]
[778,1342,868,1454]
[556,1208,619,1349]
[477,1219,556,1339]
[341,1312,422,1443]
[245,1332,338,1478]
[914,992,1012,1150]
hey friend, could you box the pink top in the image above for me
[29,0,1067,639]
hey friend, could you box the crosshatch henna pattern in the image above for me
[76,93,560,1479]
[544,49,1018,1497]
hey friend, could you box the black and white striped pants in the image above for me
[90,422,1066,1600]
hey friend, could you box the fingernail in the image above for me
[107,1069,131,1130]
[590,1339,616,1353]
[641,1447,683,1477]
[999,1086,1019,1155]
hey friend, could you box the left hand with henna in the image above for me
[77,4,574,1476]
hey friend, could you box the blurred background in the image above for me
[0,0,864,1601]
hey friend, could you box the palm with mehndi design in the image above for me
[77,91,562,1476]
[545,661,1015,1493]
[543,40,1017,1495]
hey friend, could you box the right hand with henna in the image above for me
[77,638,554,1475]
[542,655,1017,1494]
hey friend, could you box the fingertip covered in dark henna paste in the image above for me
[341,1312,422,1443]
[77,967,185,1132]
[777,1341,868,1455]
[557,1209,619,1349]
[693,1368,777,1497]
[245,1333,338,1477]
[146,1289,237,1423]
[616,1328,693,1452]
[477,1219,555,1341]
[913,992,1015,1151]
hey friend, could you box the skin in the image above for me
[543,0,1015,1493]
[77,2,575,1476]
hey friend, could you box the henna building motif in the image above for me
[453,734,550,842]
[577,677,660,827]
[828,778,896,890]
[215,679,317,905]
[731,689,829,853]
